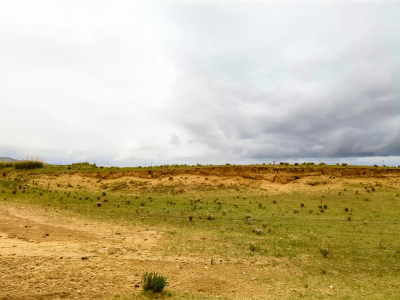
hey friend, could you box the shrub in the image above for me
[253,228,263,235]
[142,272,167,293]
[320,246,330,258]
[14,160,43,169]
[249,241,257,252]
[0,162,14,168]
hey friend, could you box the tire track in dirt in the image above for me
[0,204,301,299]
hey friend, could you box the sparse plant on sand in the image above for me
[249,241,257,252]
[320,246,330,258]
[142,272,167,293]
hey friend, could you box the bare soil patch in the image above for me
[0,204,300,300]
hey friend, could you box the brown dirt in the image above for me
[20,166,400,196]
[0,204,302,300]
[2,166,399,299]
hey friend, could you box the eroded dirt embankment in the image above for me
[73,166,400,184]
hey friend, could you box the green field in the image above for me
[1,165,400,299]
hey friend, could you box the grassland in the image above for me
[0,164,399,299]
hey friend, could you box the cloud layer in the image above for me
[0,1,399,165]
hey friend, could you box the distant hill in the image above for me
[0,157,20,163]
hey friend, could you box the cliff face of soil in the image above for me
[80,166,400,184]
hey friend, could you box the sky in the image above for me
[1,0,399,166]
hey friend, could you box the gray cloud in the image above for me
[164,1,400,162]
[0,1,399,166]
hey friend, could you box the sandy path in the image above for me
[0,204,302,300]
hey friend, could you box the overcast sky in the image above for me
[1,0,399,166]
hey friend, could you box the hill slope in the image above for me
[0,157,19,163]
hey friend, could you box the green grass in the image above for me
[111,291,228,300]
[1,168,400,299]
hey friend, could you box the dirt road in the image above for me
[0,204,301,300]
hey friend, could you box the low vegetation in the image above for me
[0,160,43,169]
[142,272,167,293]
[14,160,43,169]
[1,164,400,299]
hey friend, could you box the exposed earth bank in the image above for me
[77,166,400,184]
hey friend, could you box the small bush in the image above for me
[14,160,43,169]
[253,228,263,235]
[320,246,330,258]
[249,241,257,252]
[0,162,14,168]
[142,272,167,293]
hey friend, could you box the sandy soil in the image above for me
[19,169,400,196]
[2,168,398,299]
[0,204,303,300]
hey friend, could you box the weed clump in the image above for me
[253,228,263,235]
[14,161,43,170]
[320,246,330,258]
[249,241,257,252]
[142,272,167,293]
[0,163,14,168]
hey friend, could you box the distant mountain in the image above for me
[0,157,20,163]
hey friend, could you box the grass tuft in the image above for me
[14,161,43,169]
[142,272,167,293]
